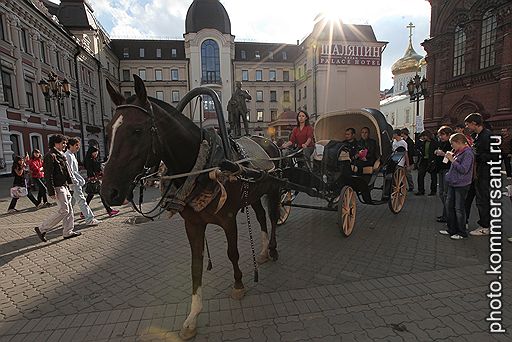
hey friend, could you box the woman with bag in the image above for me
[84,146,119,217]
[8,156,39,213]
[27,149,51,207]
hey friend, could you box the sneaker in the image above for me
[450,234,467,240]
[439,230,450,235]
[45,202,55,207]
[80,213,85,219]
[34,227,47,242]
[63,231,82,239]
[108,209,120,217]
[86,219,100,226]
[7,209,17,214]
[469,227,490,236]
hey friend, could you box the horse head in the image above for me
[102,75,161,205]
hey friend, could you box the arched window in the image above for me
[10,133,23,157]
[480,9,497,69]
[453,25,466,77]
[201,39,220,84]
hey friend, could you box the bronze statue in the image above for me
[227,81,251,137]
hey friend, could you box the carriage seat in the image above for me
[351,158,381,175]
[312,140,350,162]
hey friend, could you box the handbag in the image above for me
[85,180,101,194]
[10,186,28,198]
[427,159,438,174]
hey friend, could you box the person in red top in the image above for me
[281,110,315,163]
[27,149,50,207]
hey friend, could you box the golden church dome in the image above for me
[391,40,423,75]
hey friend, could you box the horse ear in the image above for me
[133,74,148,103]
[106,79,125,106]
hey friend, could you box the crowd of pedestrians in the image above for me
[6,134,120,242]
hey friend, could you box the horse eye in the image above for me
[134,128,142,134]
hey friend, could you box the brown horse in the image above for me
[102,75,281,340]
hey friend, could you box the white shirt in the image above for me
[392,139,408,167]
[64,150,86,187]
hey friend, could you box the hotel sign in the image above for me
[318,43,383,66]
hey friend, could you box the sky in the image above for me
[52,0,432,89]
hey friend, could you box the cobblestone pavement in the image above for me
[0,174,511,341]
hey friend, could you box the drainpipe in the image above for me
[74,47,86,161]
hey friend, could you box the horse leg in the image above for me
[252,199,270,264]
[179,220,206,340]
[266,187,280,261]
[224,218,245,300]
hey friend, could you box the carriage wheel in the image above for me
[338,186,356,237]
[277,190,293,225]
[389,167,407,214]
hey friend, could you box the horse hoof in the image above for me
[179,327,197,340]
[269,249,279,261]
[231,287,246,300]
[256,253,269,264]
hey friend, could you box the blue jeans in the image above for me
[71,184,95,223]
[446,185,470,237]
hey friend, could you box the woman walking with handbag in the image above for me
[8,156,39,213]
[27,149,51,207]
[84,146,119,217]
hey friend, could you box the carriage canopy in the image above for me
[314,108,394,159]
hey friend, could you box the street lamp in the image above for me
[407,73,427,136]
[39,72,71,134]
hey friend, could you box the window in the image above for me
[282,51,287,60]
[68,60,75,78]
[139,69,146,80]
[40,41,46,63]
[2,71,13,107]
[242,70,249,81]
[123,48,129,58]
[453,25,466,77]
[269,70,276,81]
[156,48,162,58]
[45,97,51,113]
[10,134,22,157]
[25,80,34,110]
[123,91,132,98]
[201,39,221,84]
[271,110,277,121]
[56,51,61,70]
[303,63,307,74]
[71,98,77,119]
[172,90,180,102]
[122,69,130,81]
[155,69,163,81]
[20,28,28,53]
[480,9,497,69]
[255,70,262,81]
[270,91,277,102]
[283,70,290,82]
[139,48,145,58]
[257,110,264,122]
[171,69,179,81]
[256,90,263,102]
[283,90,290,102]
[405,109,411,123]
[303,86,307,99]
[90,104,94,125]
[298,89,301,100]
[31,135,42,152]
[171,48,177,57]
[156,91,164,100]
[241,50,246,59]
[0,15,5,41]
[255,51,260,59]
[84,102,89,124]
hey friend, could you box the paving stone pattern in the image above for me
[0,174,511,341]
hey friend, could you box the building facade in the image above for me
[422,0,512,130]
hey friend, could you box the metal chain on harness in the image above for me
[242,180,258,282]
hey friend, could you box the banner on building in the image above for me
[318,43,383,66]
[416,115,424,134]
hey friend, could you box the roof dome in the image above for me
[391,40,423,75]
[185,0,231,34]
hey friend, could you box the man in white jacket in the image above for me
[65,137,99,226]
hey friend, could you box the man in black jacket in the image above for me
[401,128,415,192]
[466,113,494,236]
[415,130,438,196]
[434,126,453,222]
[34,134,81,242]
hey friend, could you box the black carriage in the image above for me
[278,108,408,236]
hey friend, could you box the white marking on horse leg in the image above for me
[260,231,269,256]
[183,287,202,330]
[106,115,124,163]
